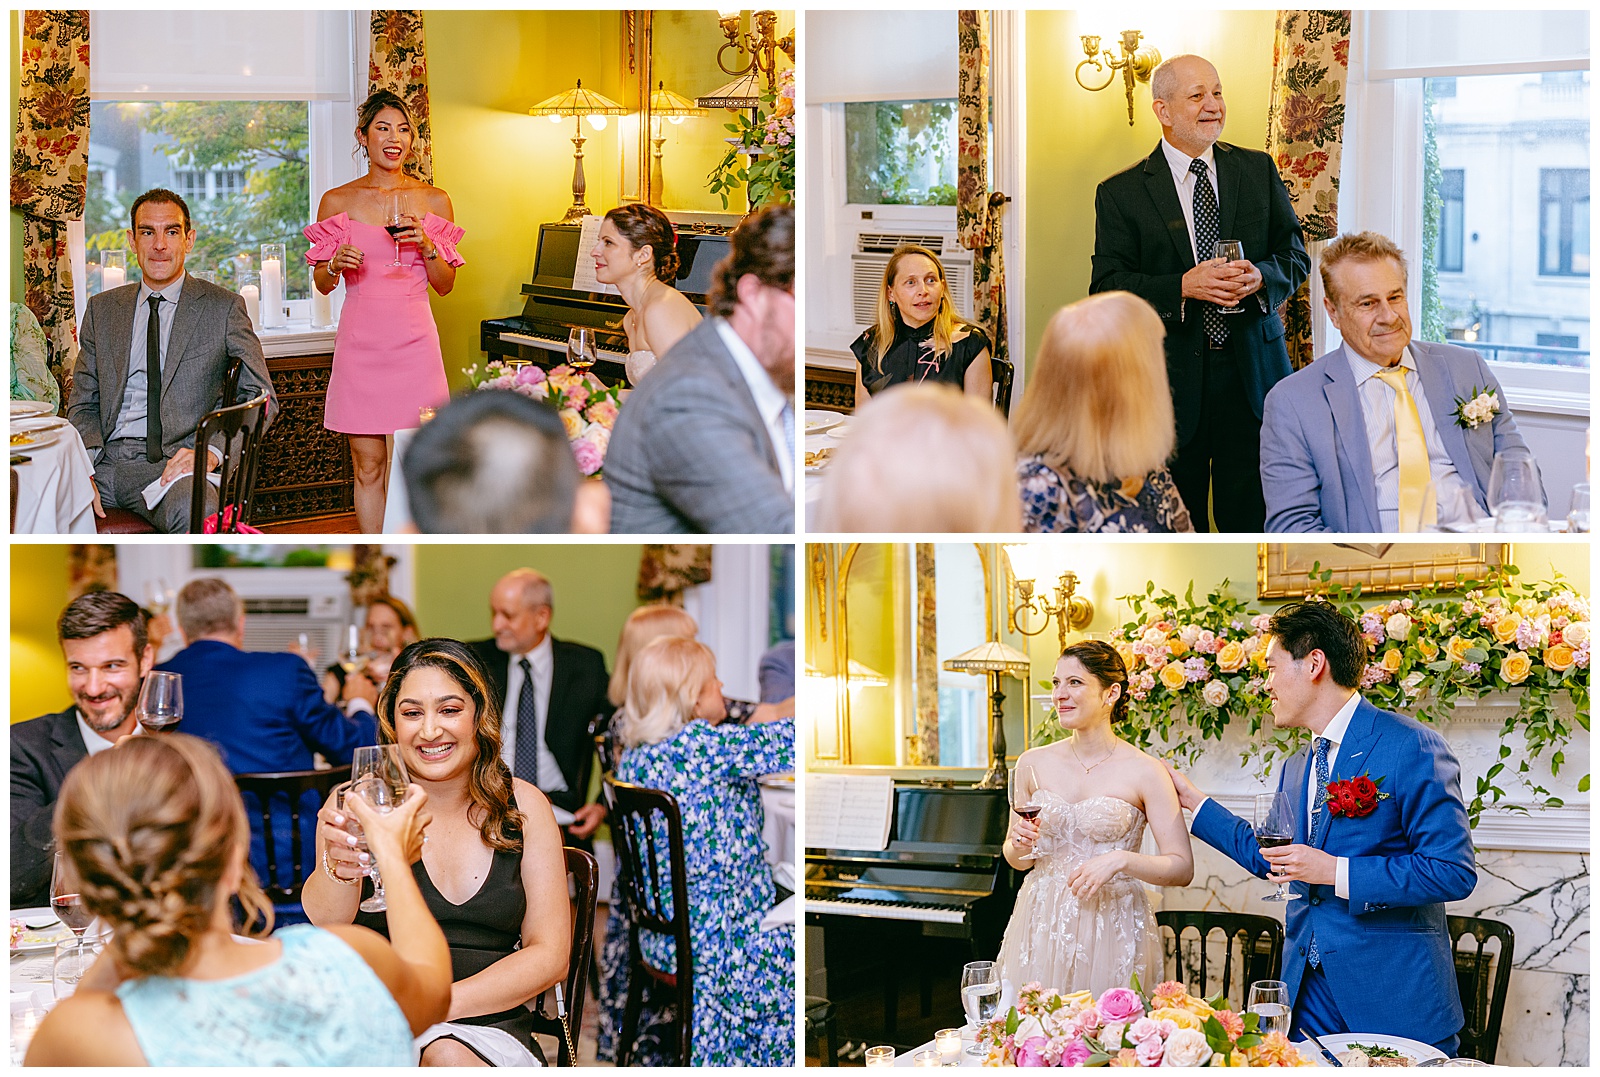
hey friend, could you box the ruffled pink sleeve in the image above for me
[422,212,466,267]
[303,212,351,264]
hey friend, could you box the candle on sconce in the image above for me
[310,264,333,328]
[240,284,261,329]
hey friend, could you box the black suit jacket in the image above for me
[468,636,612,815]
[1091,140,1309,444]
[11,708,90,907]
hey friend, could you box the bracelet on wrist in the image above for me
[322,845,359,886]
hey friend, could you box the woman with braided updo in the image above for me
[994,641,1194,996]
[24,734,450,1066]
[592,203,703,385]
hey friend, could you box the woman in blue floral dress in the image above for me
[614,635,795,1067]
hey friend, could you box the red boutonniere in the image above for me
[1325,773,1391,818]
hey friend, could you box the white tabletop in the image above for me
[382,426,418,533]
[760,778,796,870]
[12,423,97,534]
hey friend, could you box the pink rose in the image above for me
[1127,1018,1164,1045]
[565,384,591,410]
[1058,1037,1092,1067]
[1016,1036,1051,1067]
[1072,1004,1103,1037]
[513,364,546,387]
[571,436,603,476]
[1098,988,1145,1024]
[1135,1036,1165,1066]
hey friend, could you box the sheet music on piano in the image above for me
[805,774,894,852]
[572,215,621,296]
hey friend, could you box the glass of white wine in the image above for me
[1213,239,1246,313]
[1247,979,1291,1037]
[567,327,598,372]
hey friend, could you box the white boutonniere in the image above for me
[1453,387,1500,430]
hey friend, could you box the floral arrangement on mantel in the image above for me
[707,67,795,209]
[461,361,621,477]
[1034,566,1590,825]
[977,979,1311,1068]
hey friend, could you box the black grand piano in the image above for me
[806,784,1019,1053]
[479,221,732,385]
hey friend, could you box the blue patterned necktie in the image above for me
[514,657,540,788]
[1189,158,1228,345]
[1307,735,1330,968]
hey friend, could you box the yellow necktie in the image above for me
[1373,365,1437,531]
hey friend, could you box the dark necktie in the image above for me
[1189,158,1227,345]
[514,657,540,788]
[1307,736,1331,968]
[146,293,165,462]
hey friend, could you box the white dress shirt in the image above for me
[1346,346,1486,531]
[714,317,794,492]
[111,275,187,442]
[1160,138,1219,265]
[500,634,567,793]
[76,711,120,756]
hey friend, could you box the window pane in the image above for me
[1424,72,1589,368]
[87,100,311,299]
[844,99,958,205]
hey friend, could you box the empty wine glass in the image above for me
[568,327,597,372]
[1214,239,1245,313]
[1488,449,1547,531]
[1247,980,1291,1037]
[143,578,173,617]
[136,670,183,732]
[1567,483,1590,533]
[960,960,1001,1053]
[1010,764,1041,862]
[350,745,411,913]
[385,190,406,266]
[1254,791,1299,903]
[341,625,368,677]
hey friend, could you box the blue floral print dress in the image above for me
[613,717,795,1067]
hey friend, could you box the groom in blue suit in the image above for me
[1167,602,1476,1055]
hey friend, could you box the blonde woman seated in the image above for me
[851,244,992,400]
[813,383,1021,532]
[1013,292,1194,533]
[615,636,794,1066]
[26,734,450,1066]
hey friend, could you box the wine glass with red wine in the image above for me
[50,851,97,986]
[1254,791,1299,903]
[385,190,406,266]
[135,670,183,733]
[1011,763,1042,862]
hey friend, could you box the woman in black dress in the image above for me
[305,639,569,1067]
[850,244,992,400]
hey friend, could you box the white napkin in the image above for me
[550,804,576,827]
[772,860,795,892]
[141,464,220,510]
[760,894,795,930]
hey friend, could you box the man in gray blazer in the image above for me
[67,188,276,532]
[1261,231,1539,532]
[604,205,795,534]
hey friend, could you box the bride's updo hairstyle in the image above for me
[1059,640,1130,725]
[54,734,272,978]
[618,635,715,750]
[604,203,681,282]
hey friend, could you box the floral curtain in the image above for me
[369,11,434,185]
[1266,10,1351,369]
[956,10,1009,372]
[637,545,713,604]
[12,10,91,404]
[911,544,939,766]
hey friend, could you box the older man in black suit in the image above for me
[1091,54,1309,532]
[11,592,152,906]
[468,568,612,845]
[67,188,277,532]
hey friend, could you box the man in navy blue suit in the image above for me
[159,578,377,902]
[1166,601,1476,1055]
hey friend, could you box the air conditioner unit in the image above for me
[226,572,352,660]
[850,228,974,328]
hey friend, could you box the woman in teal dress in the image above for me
[614,635,794,1066]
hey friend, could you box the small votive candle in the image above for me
[418,406,437,424]
[936,1028,962,1064]
[913,1048,940,1067]
[864,1045,896,1067]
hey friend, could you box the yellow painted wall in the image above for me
[11,545,73,722]
[1022,10,1278,370]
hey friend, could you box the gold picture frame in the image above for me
[1257,543,1510,599]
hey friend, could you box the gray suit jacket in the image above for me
[1261,339,1538,532]
[604,318,794,534]
[67,274,277,462]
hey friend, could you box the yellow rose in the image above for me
[1180,995,1216,1018]
[1500,652,1533,685]
[1492,614,1522,645]
[558,408,585,439]
[1444,636,1474,663]
[1381,647,1404,673]
[1417,638,1440,662]
[1151,1006,1203,1031]
[1160,662,1189,691]
[1113,641,1137,671]
[1251,642,1271,669]
[1216,640,1247,673]
[1060,990,1095,1011]
[1545,644,1576,673]
[1167,637,1189,658]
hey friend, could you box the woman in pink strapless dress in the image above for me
[305,89,464,533]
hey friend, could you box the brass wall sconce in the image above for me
[528,79,631,223]
[1076,29,1161,126]
[714,8,794,95]
[1003,544,1095,653]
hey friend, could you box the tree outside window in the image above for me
[844,99,959,206]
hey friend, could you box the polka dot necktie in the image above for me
[1307,736,1330,969]
[1189,158,1228,345]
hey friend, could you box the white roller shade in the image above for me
[1364,10,1589,79]
[91,11,356,100]
[806,10,957,103]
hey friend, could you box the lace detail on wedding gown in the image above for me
[994,792,1163,996]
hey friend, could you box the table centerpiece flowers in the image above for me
[461,360,622,477]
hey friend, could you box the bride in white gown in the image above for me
[996,641,1194,996]
[591,203,702,385]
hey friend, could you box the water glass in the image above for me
[960,959,1001,1053]
[1488,449,1547,530]
[1246,979,1291,1038]
[53,937,101,998]
[350,745,411,913]
[1567,483,1590,533]
[864,1045,896,1067]
[1213,239,1245,313]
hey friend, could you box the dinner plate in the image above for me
[8,908,103,955]
[8,428,61,452]
[9,400,53,419]
[11,416,67,434]
[1307,1032,1447,1066]
[803,408,844,436]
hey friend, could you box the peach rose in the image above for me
[1545,644,1576,672]
[1167,637,1189,658]
[1500,651,1533,685]
[1381,648,1404,673]
[1150,1006,1203,1031]
[1114,641,1138,671]
[1159,663,1189,692]
[1418,638,1440,662]
[558,407,585,439]
[1444,636,1474,663]
[1216,640,1248,673]
[1492,614,1522,645]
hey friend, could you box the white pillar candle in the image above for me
[241,284,261,330]
[259,257,285,328]
[310,264,333,328]
[101,266,126,292]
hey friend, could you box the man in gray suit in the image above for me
[67,188,276,532]
[603,205,795,534]
[1261,231,1540,532]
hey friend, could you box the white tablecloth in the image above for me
[760,779,796,871]
[12,424,97,534]
[382,427,418,533]
[804,415,852,518]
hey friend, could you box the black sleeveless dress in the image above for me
[355,842,541,1063]
[850,316,990,395]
